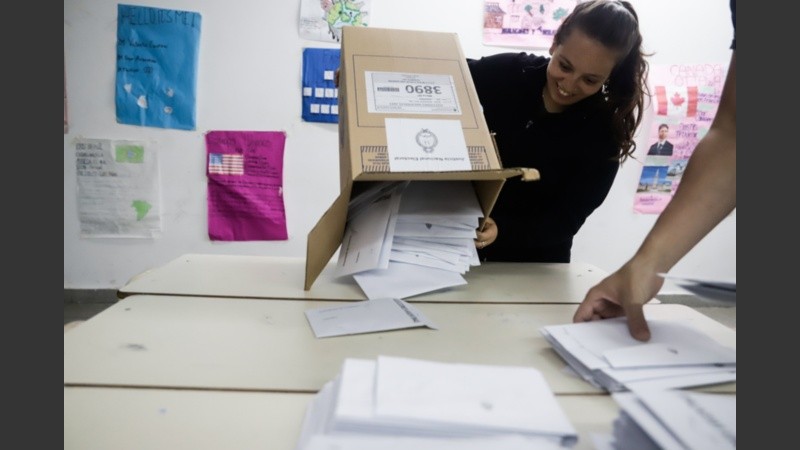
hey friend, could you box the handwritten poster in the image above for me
[206,131,288,241]
[482,0,577,49]
[74,138,162,238]
[115,4,202,130]
[634,63,727,213]
[299,0,371,43]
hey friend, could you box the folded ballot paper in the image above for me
[609,389,735,450]
[304,298,437,338]
[540,318,736,392]
[294,356,578,450]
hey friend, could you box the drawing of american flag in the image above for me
[208,153,244,175]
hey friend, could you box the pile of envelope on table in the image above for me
[294,355,578,450]
[540,317,736,449]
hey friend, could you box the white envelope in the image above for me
[603,342,737,368]
[304,298,437,338]
[353,261,467,300]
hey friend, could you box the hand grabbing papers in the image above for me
[541,317,736,392]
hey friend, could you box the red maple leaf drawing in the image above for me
[670,92,685,107]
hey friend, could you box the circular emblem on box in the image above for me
[415,128,438,153]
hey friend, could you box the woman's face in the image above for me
[545,28,619,112]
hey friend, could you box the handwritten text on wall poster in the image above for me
[74,138,162,238]
[633,62,727,214]
[205,131,288,241]
[115,4,202,131]
[482,0,578,49]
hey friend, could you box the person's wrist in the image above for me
[625,253,665,279]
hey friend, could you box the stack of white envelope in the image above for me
[609,388,735,450]
[659,274,737,304]
[335,180,485,299]
[294,356,578,450]
[540,317,736,392]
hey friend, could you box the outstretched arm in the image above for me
[573,53,736,341]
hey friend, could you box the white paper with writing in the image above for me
[385,118,471,172]
[364,71,461,115]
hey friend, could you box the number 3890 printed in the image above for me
[365,71,462,115]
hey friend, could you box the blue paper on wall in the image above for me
[115,4,202,131]
[302,48,340,124]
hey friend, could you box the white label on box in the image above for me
[364,71,461,115]
[385,118,471,172]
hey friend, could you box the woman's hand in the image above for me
[475,217,498,249]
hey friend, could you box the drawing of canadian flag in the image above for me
[655,85,698,117]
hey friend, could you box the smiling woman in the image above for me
[543,28,619,113]
[467,0,649,264]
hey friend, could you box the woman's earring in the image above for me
[601,81,610,101]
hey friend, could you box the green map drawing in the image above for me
[323,0,367,41]
[116,144,144,163]
[132,200,152,220]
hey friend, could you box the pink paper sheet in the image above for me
[205,130,288,241]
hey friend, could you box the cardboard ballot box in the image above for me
[304,26,539,290]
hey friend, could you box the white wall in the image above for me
[64,0,735,291]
